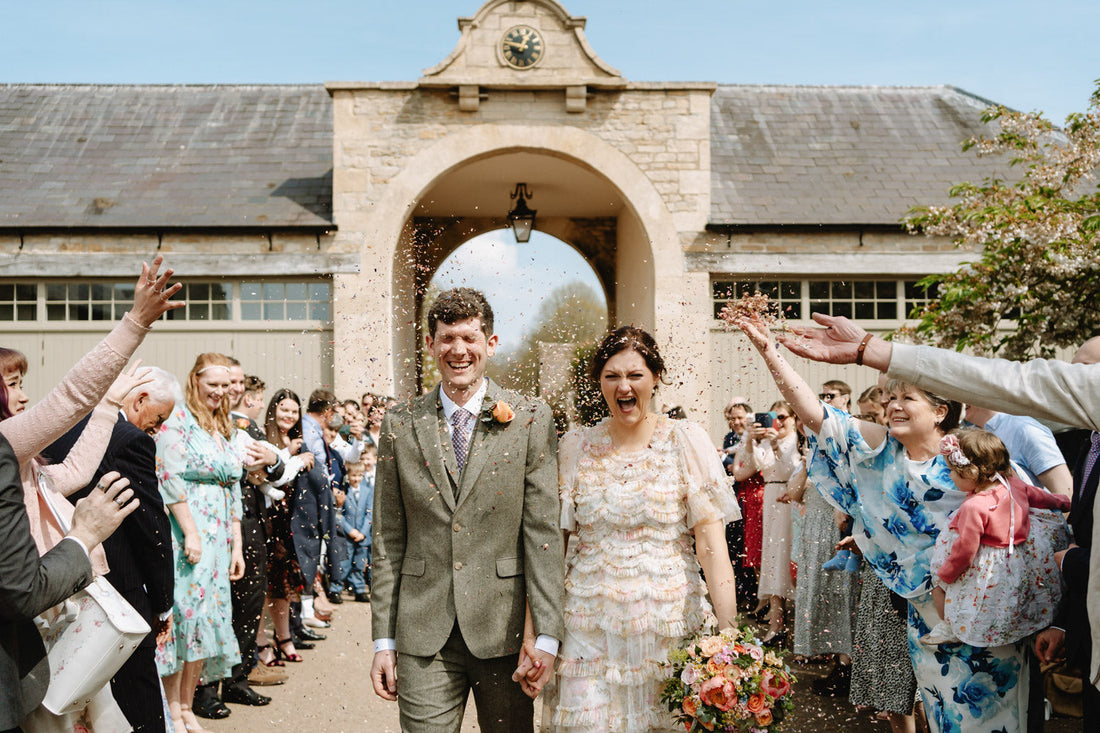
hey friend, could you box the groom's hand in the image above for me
[371,650,398,701]
[513,639,555,698]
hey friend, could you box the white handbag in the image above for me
[35,481,151,715]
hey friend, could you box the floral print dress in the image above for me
[810,404,1031,733]
[544,416,740,733]
[154,406,245,681]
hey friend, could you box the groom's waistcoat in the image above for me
[371,382,564,659]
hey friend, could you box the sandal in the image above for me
[276,636,303,662]
[257,642,285,667]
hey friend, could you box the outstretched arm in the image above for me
[778,312,893,371]
[727,312,827,435]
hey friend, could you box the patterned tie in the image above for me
[1082,432,1100,497]
[451,408,474,472]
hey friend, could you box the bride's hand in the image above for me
[729,311,777,355]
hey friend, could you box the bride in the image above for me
[541,326,739,732]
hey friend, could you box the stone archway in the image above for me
[335,124,693,401]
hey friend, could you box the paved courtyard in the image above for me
[207,599,1079,732]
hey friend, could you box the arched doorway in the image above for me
[422,228,609,396]
[384,142,662,397]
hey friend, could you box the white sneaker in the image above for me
[919,621,959,646]
[302,615,330,629]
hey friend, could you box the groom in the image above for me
[370,288,563,732]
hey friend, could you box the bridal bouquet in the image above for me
[660,627,795,732]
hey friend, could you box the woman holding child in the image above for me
[728,310,1064,731]
[543,326,739,732]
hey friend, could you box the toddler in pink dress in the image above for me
[923,428,1071,647]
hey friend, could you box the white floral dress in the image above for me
[544,416,740,733]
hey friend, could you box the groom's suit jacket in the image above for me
[371,380,563,659]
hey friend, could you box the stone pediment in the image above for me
[419,0,624,91]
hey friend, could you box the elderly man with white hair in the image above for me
[45,366,181,733]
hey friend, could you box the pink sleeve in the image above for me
[937,499,987,585]
[1018,479,1072,512]
[39,403,119,496]
[0,314,148,464]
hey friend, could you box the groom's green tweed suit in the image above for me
[371,379,563,660]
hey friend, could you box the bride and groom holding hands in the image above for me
[369,287,742,732]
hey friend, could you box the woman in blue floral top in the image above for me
[155,353,256,733]
[731,313,1030,733]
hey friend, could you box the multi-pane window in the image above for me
[164,283,231,321]
[240,282,331,321]
[712,280,801,320]
[0,283,37,321]
[904,280,940,318]
[713,278,935,323]
[45,282,135,321]
[0,280,331,323]
[809,280,897,320]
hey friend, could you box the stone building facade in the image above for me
[0,0,1007,439]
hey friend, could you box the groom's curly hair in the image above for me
[427,288,494,337]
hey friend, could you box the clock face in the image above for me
[500,25,544,70]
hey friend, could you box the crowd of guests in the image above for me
[0,258,391,733]
[3,265,1099,733]
[724,309,1100,733]
[718,364,1090,732]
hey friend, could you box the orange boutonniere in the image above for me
[481,400,515,426]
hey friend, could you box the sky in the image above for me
[3,0,1097,346]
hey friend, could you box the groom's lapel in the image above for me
[455,380,499,509]
[412,385,456,512]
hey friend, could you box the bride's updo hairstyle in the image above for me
[589,326,667,386]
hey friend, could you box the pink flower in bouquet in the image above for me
[706,650,733,674]
[743,643,764,663]
[722,665,745,684]
[699,676,738,712]
[698,635,725,657]
[682,664,704,687]
[761,669,791,699]
[755,708,774,726]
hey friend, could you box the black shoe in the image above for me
[292,636,316,650]
[354,592,371,603]
[761,630,788,649]
[222,684,271,707]
[812,662,852,696]
[192,687,231,719]
[297,626,326,641]
[328,592,344,604]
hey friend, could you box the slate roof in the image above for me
[709,85,1006,227]
[0,84,332,228]
[0,83,1007,231]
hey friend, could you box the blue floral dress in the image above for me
[154,406,245,681]
[810,404,1027,733]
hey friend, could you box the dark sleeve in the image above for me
[0,435,92,620]
[115,432,175,615]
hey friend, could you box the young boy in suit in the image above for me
[330,446,375,602]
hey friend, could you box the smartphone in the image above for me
[754,411,775,428]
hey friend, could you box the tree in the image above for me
[491,281,607,395]
[904,81,1100,359]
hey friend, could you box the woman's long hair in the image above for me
[185,352,235,438]
[0,347,27,420]
[265,388,303,447]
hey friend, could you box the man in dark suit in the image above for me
[1,433,138,733]
[44,367,178,733]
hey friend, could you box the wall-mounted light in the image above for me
[507,183,536,243]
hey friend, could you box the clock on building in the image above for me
[500,25,544,70]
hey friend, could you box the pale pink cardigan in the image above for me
[0,314,149,574]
